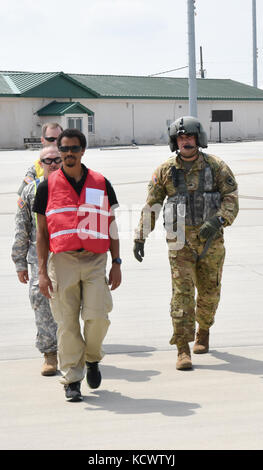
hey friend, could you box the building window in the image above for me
[88,115,95,134]
[67,117,83,131]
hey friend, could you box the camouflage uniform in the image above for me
[11,178,57,354]
[18,160,44,196]
[135,151,239,345]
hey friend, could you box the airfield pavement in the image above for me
[0,141,263,450]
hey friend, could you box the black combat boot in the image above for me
[64,381,83,402]
[86,361,102,389]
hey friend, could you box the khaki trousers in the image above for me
[48,251,112,385]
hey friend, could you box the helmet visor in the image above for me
[177,130,196,138]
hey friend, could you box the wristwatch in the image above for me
[112,257,122,265]
[218,216,225,225]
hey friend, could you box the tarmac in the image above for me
[0,141,263,450]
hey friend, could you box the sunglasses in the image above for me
[41,157,62,165]
[58,145,82,153]
[44,136,58,142]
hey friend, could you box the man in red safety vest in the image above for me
[34,128,122,402]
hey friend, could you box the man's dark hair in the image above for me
[57,128,87,149]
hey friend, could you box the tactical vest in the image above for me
[46,168,111,254]
[34,159,44,178]
[164,155,221,229]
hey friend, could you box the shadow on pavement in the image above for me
[100,364,160,382]
[195,349,263,376]
[83,390,200,417]
[104,344,157,357]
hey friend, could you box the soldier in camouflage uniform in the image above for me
[134,116,239,370]
[18,122,63,196]
[12,146,62,375]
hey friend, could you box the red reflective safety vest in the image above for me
[46,168,111,254]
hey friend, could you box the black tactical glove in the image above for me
[133,241,145,262]
[199,216,222,241]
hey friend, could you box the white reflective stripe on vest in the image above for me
[46,207,78,217]
[78,206,111,216]
[50,228,109,240]
[46,206,111,217]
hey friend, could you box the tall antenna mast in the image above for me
[252,0,258,87]
[188,0,198,116]
[200,46,205,78]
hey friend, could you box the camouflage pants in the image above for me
[168,231,225,345]
[29,265,57,354]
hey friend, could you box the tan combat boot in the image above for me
[41,351,58,376]
[176,341,192,370]
[193,328,209,354]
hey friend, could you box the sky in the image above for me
[0,0,263,88]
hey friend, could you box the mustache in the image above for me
[183,145,195,149]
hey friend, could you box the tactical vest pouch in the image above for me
[188,192,204,226]
[163,194,186,232]
[167,160,221,229]
[203,191,221,221]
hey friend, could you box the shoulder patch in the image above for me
[24,176,33,185]
[17,197,25,209]
[152,173,158,185]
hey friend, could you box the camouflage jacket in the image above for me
[11,177,43,272]
[134,151,239,241]
[17,164,37,196]
[17,159,44,195]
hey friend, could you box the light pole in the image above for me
[188,0,198,116]
[252,0,258,87]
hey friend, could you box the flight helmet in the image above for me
[168,116,208,152]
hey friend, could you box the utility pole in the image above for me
[252,0,258,87]
[188,0,198,116]
[200,46,205,78]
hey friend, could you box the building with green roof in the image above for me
[0,71,263,148]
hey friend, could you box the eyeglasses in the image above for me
[59,145,82,153]
[44,136,58,142]
[41,157,62,165]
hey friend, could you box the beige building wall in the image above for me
[0,97,263,148]
[80,98,263,147]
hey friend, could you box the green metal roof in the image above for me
[0,74,20,94]
[196,78,263,101]
[0,71,98,98]
[37,100,94,116]
[70,74,189,98]
[0,71,263,101]
[6,71,59,94]
[69,74,263,100]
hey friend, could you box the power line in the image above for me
[148,65,189,77]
